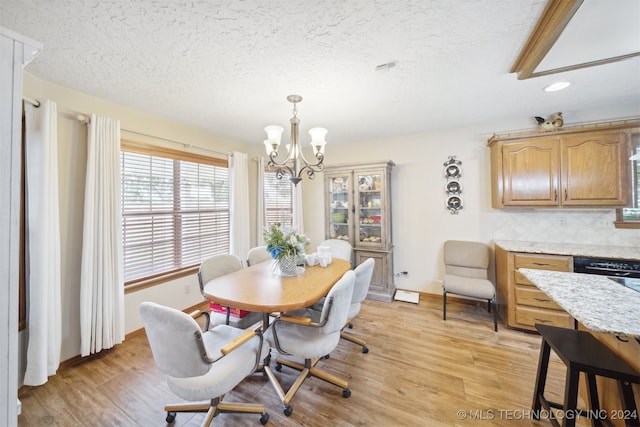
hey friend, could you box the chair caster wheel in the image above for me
[166,411,176,423]
[260,412,269,425]
[284,405,293,416]
[342,388,351,398]
[362,346,369,353]
[348,322,353,329]
[323,354,330,359]
[275,362,282,372]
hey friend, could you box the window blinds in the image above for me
[121,149,229,283]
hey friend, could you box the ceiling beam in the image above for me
[529,52,640,78]
[510,0,584,80]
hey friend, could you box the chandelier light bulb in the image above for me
[263,140,276,156]
[308,127,328,155]
[264,125,284,145]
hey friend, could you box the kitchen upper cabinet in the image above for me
[500,138,559,206]
[489,122,638,208]
[561,132,627,205]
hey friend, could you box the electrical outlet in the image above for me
[557,217,567,227]
[595,218,609,229]
[394,271,409,277]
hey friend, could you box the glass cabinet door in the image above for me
[355,171,385,247]
[327,174,352,243]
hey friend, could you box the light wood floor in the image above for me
[18,296,590,426]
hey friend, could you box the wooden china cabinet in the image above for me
[324,161,395,302]
[488,121,639,208]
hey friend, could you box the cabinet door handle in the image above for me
[534,297,550,302]
[554,189,557,201]
[564,188,568,201]
[532,262,551,266]
[534,318,551,323]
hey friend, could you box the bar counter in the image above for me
[518,268,640,339]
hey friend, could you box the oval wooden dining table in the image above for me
[203,257,352,326]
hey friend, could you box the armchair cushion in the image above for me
[168,324,269,401]
[443,274,494,299]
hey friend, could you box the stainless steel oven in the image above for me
[573,256,640,292]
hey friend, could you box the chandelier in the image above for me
[263,95,327,186]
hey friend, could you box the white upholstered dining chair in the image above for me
[264,269,355,417]
[311,257,375,353]
[340,257,375,353]
[139,302,270,426]
[197,254,262,329]
[442,240,497,331]
[319,238,353,262]
[246,245,272,267]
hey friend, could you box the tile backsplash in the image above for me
[491,209,640,247]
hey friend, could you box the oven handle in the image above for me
[582,266,632,277]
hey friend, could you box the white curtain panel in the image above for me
[256,157,265,245]
[23,99,62,386]
[293,183,304,234]
[79,114,124,357]
[229,152,250,261]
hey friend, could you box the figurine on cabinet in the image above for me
[534,112,563,132]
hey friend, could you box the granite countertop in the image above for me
[494,240,640,261]
[519,268,640,338]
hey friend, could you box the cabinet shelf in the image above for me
[325,161,395,302]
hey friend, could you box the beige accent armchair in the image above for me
[442,240,497,331]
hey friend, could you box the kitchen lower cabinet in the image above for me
[495,246,574,331]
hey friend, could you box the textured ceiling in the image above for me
[1,0,639,145]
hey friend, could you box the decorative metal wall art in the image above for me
[444,156,463,214]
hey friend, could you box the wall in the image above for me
[21,73,264,373]
[303,117,640,295]
[21,71,640,378]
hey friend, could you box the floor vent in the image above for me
[394,290,419,304]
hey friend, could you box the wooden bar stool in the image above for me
[532,323,640,427]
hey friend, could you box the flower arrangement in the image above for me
[263,223,309,275]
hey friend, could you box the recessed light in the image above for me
[544,81,571,92]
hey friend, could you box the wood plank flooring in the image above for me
[18,296,591,426]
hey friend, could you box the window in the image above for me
[121,141,229,286]
[615,132,640,228]
[264,170,294,228]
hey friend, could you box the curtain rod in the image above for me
[121,128,231,157]
[23,97,40,107]
[72,114,230,157]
